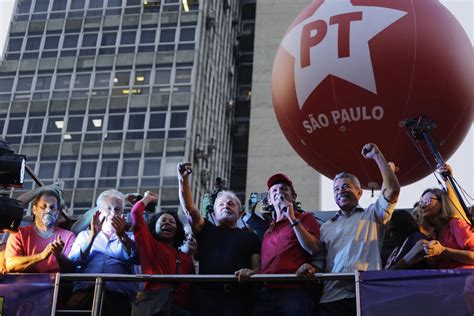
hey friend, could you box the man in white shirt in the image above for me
[313,143,400,316]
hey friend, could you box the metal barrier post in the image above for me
[51,273,61,316]
[91,277,104,316]
[355,271,361,316]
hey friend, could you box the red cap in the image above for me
[267,173,294,191]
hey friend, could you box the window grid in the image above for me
[1,0,233,214]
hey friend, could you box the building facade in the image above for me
[246,0,321,211]
[0,0,246,215]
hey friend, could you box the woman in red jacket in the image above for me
[419,187,474,269]
[131,191,195,315]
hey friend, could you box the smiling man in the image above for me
[5,189,75,273]
[313,143,400,316]
[67,189,137,316]
[177,162,261,316]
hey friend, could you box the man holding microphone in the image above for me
[254,173,321,315]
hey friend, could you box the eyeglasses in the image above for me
[420,197,440,205]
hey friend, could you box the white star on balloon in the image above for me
[281,0,407,109]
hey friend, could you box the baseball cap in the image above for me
[267,173,296,196]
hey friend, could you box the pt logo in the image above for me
[281,0,407,109]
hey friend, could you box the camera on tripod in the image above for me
[0,139,27,232]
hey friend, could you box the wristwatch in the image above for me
[291,220,300,227]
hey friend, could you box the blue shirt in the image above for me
[68,230,138,298]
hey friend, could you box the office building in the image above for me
[0,0,249,214]
[246,0,321,211]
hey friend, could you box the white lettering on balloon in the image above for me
[303,105,384,134]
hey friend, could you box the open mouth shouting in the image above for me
[160,224,174,234]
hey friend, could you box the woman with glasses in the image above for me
[388,163,474,269]
[418,186,474,269]
[413,163,474,269]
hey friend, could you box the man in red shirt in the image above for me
[255,173,321,316]
[5,189,75,273]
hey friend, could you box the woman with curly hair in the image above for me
[131,191,195,315]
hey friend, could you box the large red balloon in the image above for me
[272,0,473,189]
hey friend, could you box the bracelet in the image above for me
[291,220,300,227]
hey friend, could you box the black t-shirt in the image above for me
[196,219,261,274]
[396,231,430,269]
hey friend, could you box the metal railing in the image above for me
[52,272,358,316]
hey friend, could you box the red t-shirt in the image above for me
[131,202,194,308]
[261,212,320,274]
[5,225,75,273]
[436,218,474,269]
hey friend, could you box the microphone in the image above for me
[278,194,288,213]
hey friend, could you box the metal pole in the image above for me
[50,273,61,316]
[421,131,471,220]
[355,271,361,316]
[58,272,356,282]
[25,165,44,186]
[91,277,104,316]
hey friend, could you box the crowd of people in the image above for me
[1,143,473,316]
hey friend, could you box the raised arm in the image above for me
[437,163,471,224]
[130,191,157,231]
[16,184,63,208]
[284,205,320,255]
[177,163,204,234]
[361,143,400,203]
[70,206,99,235]
[69,211,103,264]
